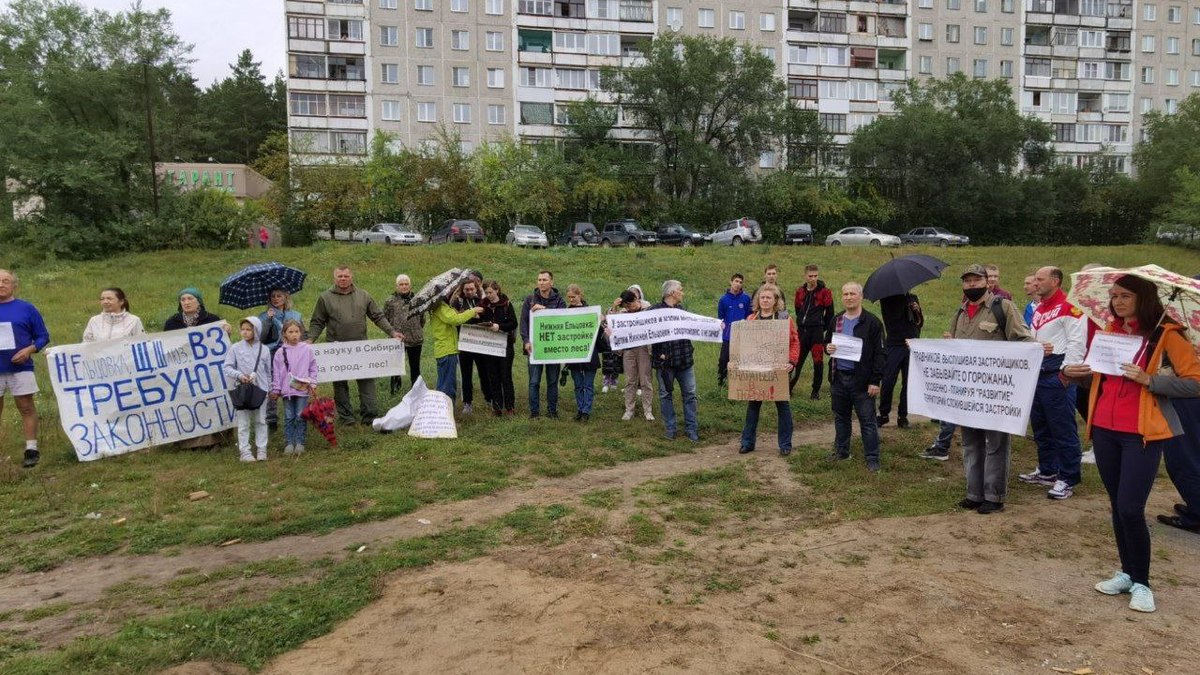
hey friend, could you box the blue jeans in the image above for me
[436,354,459,401]
[741,400,793,451]
[657,366,698,439]
[830,370,879,461]
[1164,397,1200,527]
[1093,426,1164,586]
[571,368,596,414]
[1031,371,1082,484]
[932,420,957,451]
[283,395,308,446]
[527,363,560,414]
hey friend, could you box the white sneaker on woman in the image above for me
[1094,571,1133,595]
[1129,583,1156,612]
[644,411,655,421]
[621,411,634,421]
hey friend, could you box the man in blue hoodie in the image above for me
[0,270,51,468]
[716,273,751,387]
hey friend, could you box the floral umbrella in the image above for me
[1067,264,1200,346]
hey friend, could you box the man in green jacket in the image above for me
[309,265,404,425]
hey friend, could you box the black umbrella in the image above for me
[863,254,949,301]
[219,262,307,309]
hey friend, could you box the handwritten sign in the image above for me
[408,390,458,439]
[607,307,723,350]
[458,324,508,357]
[45,326,237,461]
[529,306,602,365]
[728,320,790,401]
[907,339,1043,436]
[1084,332,1145,376]
[311,339,405,383]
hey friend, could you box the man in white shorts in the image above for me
[0,270,51,468]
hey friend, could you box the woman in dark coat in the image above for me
[478,280,519,415]
[164,287,225,330]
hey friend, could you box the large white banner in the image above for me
[458,324,508,357]
[311,338,405,383]
[906,339,1044,436]
[606,308,723,350]
[46,326,237,461]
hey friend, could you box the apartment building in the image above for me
[286,0,1200,172]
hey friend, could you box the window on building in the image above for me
[1192,69,1200,87]
[821,46,847,65]
[1052,123,1075,142]
[452,30,470,50]
[381,100,401,121]
[1143,3,1156,20]
[974,26,987,44]
[1166,37,1179,54]
[946,24,960,43]
[451,0,468,11]
[1167,5,1180,21]
[1194,38,1200,56]
[1142,35,1155,52]
[451,67,469,87]
[327,19,363,41]
[1195,7,1200,23]
[975,0,986,11]
[1140,97,1153,113]
[1165,98,1178,114]
[918,55,933,73]
[1141,66,1154,83]
[1104,93,1129,111]
[1000,60,1013,77]
[332,131,366,155]
[488,104,506,124]
[1000,27,1013,45]
[1001,0,1014,11]
[698,8,714,27]
[1026,58,1051,76]
[1080,62,1099,78]
[486,32,504,51]
[417,102,437,122]
[729,11,745,29]
[848,113,876,132]
[415,27,434,48]
[1104,124,1127,143]
[380,0,398,8]
[918,0,932,7]
[328,56,364,80]
[973,59,988,77]
[415,0,432,9]
[453,103,471,123]
[487,68,505,87]
[520,102,553,124]
[519,67,553,87]
[947,0,960,8]
[819,80,848,99]
[380,25,398,46]
[946,57,961,74]
[555,32,586,51]
[1166,68,1179,85]
[588,0,615,19]
[416,65,433,85]
[819,113,847,134]
[487,0,504,12]
[329,95,365,117]
[850,47,875,67]
[288,16,324,39]
[819,13,846,32]
[849,80,876,100]
[1080,30,1102,47]
[587,33,620,55]
[289,92,326,116]
[788,78,818,98]
[918,23,934,40]
[761,47,776,61]
[667,7,682,26]
[760,12,776,31]
[290,53,325,79]
[758,151,776,169]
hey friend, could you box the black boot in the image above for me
[22,449,40,468]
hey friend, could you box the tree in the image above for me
[198,49,286,163]
[603,34,785,211]
[846,74,1052,243]
[559,98,643,225]
[473,137,566,229]
[1157,168,1200,234]
[1134,94,1200,209]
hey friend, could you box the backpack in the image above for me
[954,298,1007,338]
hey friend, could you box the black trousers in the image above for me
[877,343,910,421]
[790,325,826,395]
[459,350,490,404]
[481,352,515,411]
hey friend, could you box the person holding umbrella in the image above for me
[428,277,484,402]
[1065,269,1200,613]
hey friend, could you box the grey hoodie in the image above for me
[223,316,273,393]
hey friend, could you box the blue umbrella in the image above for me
[219,262,308,309]
[862,254,949,302]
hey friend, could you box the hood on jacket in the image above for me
[242,316,264,341]
[627,284,646,302]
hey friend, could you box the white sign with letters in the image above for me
[311,339,405,383]
[606,308,723,350]
[458,325,508,357]
[831,333,863,363]
[1084,332,1145,376]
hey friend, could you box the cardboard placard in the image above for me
[728,320,790,401]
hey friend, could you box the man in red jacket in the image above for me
[792,264,835,399]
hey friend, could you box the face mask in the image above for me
[963,287,987,302]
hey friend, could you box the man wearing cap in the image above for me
[949,264,1033,514]
[0,270,50,468]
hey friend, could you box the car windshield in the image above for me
[515,226,539,234]
[622,223,639,232]
[929,228,950,234]
[788,225,808,231]
[864,228,883,234]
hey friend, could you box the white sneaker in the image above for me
[283,444,295,456]
[644,411,655,421]
[1129,583,1156,612]
[256,451,267,461]
[239,451,255,463]
[1081,448,1096,465]
[1095,571,1133,595]
[622,411,634,421]
[462,403,473,415]
[1047,480,1074,500]
[602,384,610,393]
[294,444,305,455]
[636,388,642,397]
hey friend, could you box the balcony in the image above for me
[618,0,652,22]
[519,29,553,52]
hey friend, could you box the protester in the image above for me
[453,279,486,413]
[949,264,1033,514]
[0,270,50,468]
[521,270,566,419]
[876,293,923,429]
[308,266,404,425]
[383,274,425,394]
[258,288,303,430]
[1022,274,1038,326]
[652,280,699,442]
[223,317,272,462]
[825,282,885,471]
[478,280,518,415]
[716,273,751,387]
[1064,274,1200,613]
[1019,266,1088,500]
[270,319,318,456]
[610,288,654,421]
[763,264,779,287]
[1158,396,1200,534]
[82,288,144,342]
[792,264,835,399]
[565,284,607,422]
[428,283,484,402]
[164,287,224,330]
[258,226,270,249]
[738,284,797,456]
[985,264,1014,301]
[922,420,958,461]
[1076,263,1105,466]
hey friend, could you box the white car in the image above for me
[506,224,549,248]
[825,227,902,247]
[361,223,423,245]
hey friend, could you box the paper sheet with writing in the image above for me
[1084,332,1145,376]
[831,333,863,363]
[408,390,458,439]
[0,322,15,350]
[458,324,508,357]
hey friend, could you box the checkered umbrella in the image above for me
[218,262,308,310]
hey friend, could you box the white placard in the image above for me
[906,339,1044,436]
[831,333,863,363]
[606,307,723,350]
[409,390,458,439]
[458,324,508,357]
[45,326,237,461]
[1084,332,1146,376]
[0,322,15,350]
[311,339,405,383]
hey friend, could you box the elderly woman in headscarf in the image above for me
[82,287,144,342]
[165,287,224,330]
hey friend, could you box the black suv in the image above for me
[783,223,814,245]
[556,222,601,247]
[600,219,658,247]
[656,223,708,246]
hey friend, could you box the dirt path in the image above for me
[0,425,832,612]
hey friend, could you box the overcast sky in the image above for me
[71,0,285,87]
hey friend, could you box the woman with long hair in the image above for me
[1065,274,1200,613]
[478,280,519,415]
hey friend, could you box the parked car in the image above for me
[825,227,902,247]
[656,223,708,246]
[430,219,486,244]
[556,222,601,247]
[506,224,549,248]
[710,217,762,246]
[899,227,970,247]
[360,223,424,245]
[600,219,658,247]
[1156,224,1199,244]
[783,223,814,245]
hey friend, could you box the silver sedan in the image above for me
[361,223,424,245]
[506,224,549,248]
[825,227,902,247]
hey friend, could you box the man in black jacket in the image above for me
[877,293,923,429]
[825,282,886,471]
[520,270,566,418]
